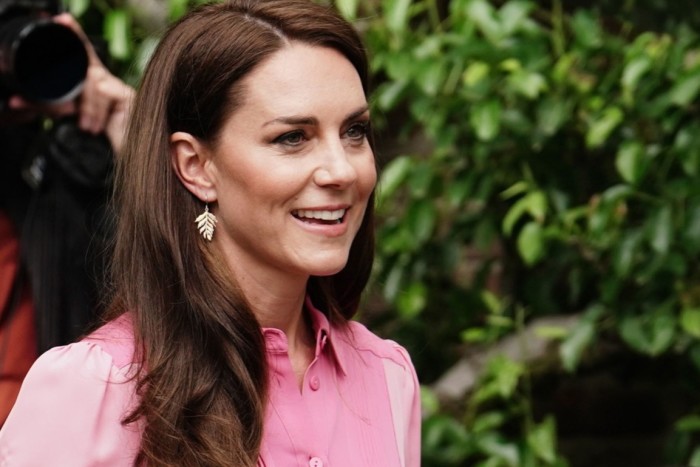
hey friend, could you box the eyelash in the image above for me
[272,120,371,148]
[273,130,307,146]
[346,121,370,142]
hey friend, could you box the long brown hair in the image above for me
[107,0,375,465]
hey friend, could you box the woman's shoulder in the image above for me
[335,319,415,370]
[19,313,137,390]
[80,312,137,369]
[0,315,141,465]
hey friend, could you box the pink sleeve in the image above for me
[0,342,141,466]
[383,343,421,467]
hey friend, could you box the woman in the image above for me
[0,1,420,466]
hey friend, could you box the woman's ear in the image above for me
[170,131,217,202]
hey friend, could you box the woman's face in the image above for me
[204,43,376,283]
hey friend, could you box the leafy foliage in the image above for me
[343,0,700,464]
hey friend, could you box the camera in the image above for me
[0,0,88,106]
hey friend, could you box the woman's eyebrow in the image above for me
[262,104,370,128]
[343,105,370,123]
[263,115,317,127]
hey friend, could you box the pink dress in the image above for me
[0,300,421,467]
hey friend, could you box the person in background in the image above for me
[0,13,133,424]
[0,1,421,465]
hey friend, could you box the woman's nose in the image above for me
[313,140,358,189]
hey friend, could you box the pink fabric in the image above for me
[0,301,421,466]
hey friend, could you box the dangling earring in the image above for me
[195,202,217,241]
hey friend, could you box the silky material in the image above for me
[0,299,421,466]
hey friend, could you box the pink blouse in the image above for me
[0,300,421,466]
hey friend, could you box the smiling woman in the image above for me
[0,1,420,466]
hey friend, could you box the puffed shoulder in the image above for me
[0,319,141,466]
[342,320,417,369]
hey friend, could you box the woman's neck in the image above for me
[232,267,315,387]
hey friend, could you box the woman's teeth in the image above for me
[292,208,346,223]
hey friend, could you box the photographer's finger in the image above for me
[106,82,133,151]
[79,91,110,134]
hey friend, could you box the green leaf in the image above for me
[508,70,548,99]
[571,10,603,48]
[500,181,529,200]
[408,162,434,198]
[416,61,445,96]
[335,0,359,20]
[560,306,601,372]
[524,191,547,222]
[615,141,647,184]
[681,309,700,339]
[168,0,189,21]
[383,259,405,301]
[67,0,89,18]
[517,221,545,265]
[620,312,676,356]
[407,199,437,245]
[377,156,412,205]
[423,415,472,463]
[612,230,643,277]
[674,124,700,176]
[475,356,525,403]
[472,411,507,433]
[397,281,428,318]
[466,0,502,43]
[669,70,700,107]
[503,191,547,236]
[528,416,557,464]
[559,321,595,371]
[462,327,489,343]
[481,290,503,314]
[498,0,533,35]
[476,434,520,466]
[647,205,673,255]
[536,96,571,136]
[104,9,132,60]
[676,415,700,432]
[683,198,700,252]
[420,386,440,418]
[376,80,408,111]
[621,57,652,92]
[689,446,700,467]
[535,326,569,340]
[470,99,502,141]
[586,106,624,148]
[464,61,491,87]
[383,0,412,33]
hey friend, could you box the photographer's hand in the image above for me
[8,14,135,154]
[55,14,134,154]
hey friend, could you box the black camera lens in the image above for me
[0,17,88,103]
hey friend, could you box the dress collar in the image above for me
[261,296,347,377]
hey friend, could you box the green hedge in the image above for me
[343,0,700,465]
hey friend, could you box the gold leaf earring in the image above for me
[195,202,217,241]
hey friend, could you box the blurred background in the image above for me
[70,0,700,465]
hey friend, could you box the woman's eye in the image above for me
[346,121,369,141]
[273,130,306,146]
